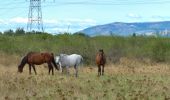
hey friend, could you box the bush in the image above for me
[151,39,168,62]
[0,32,170,65]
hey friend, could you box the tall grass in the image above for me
[0,33,170,64]
[1,32,170,99]
[0,63,170,100]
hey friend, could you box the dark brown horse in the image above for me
[18,52,59,75]
[96,49,106,76]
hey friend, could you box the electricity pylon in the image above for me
[27,0,44,32]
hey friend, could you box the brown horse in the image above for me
[18,52,59,75]
[96,49,106,76]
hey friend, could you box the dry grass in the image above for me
[1,56,170,100]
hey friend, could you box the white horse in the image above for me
[55,54,83,77]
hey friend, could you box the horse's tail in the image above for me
[51,53,59,70]
[80,55,84,67]
[81,56,83,63]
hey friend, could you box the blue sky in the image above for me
[0,0,170,33]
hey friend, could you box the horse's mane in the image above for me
[27,52,37,56]
[18,56,28,67]
[60,54,68,57]
[18,52,35,68]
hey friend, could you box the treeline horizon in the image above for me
[0,28,89,36]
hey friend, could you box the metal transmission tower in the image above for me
[27,0,44,32]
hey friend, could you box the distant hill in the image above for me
[79,21,170,36]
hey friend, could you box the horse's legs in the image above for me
[102,65,104,75]
[61,68,63,73]
[99,66,101,76]
[74,65,78,77]
[48,66,51,75]
[98,65,101,76]
[32,65,37,75]
[66,66,70,76]
[48,63,53,75]
[29,64,31,75]
[51,63,54,75]
[59,63,63,73]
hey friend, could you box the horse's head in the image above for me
[55,56,62,71]
[96,49,106,65]
[55,56,60,63]
[98,49,104,57]
[18,56,27,73]
[99,49,104,54]
[18,65,23,73]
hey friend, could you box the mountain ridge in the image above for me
[79,21,170,36]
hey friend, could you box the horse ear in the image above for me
[99,49,104,53]
[41,53,46,57]
[99,49,103,52]
[51,53,54,56]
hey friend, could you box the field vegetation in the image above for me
[1,29,170,64]
[0,29,170,99]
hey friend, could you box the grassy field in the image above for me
[1,33,170,99]
[1,56,170,100]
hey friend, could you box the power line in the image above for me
[48,1,170,6]
[0,0,169,18]
[0,0,170,10]
[0,1,26,6]
[0,9,27,28]
[1,0,170,7]
[38,0,170,8]
[0,7,27,17]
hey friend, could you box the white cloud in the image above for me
[43,18,97,32]
[0,17,97,33]
[44,18,96,26]
[127,13,142,19]
[151,15,170,21]
[0,19,4,23]
[50,27,83,33]
[0,19,9,25]
[44,19,59,24]
[126,13,170,22]
[9,17,27,23]
[137,15,170,22]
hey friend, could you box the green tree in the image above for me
[15,28,25,35]
[132,33,136,37]
[74,32,89,37]
[4,29,14,35]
